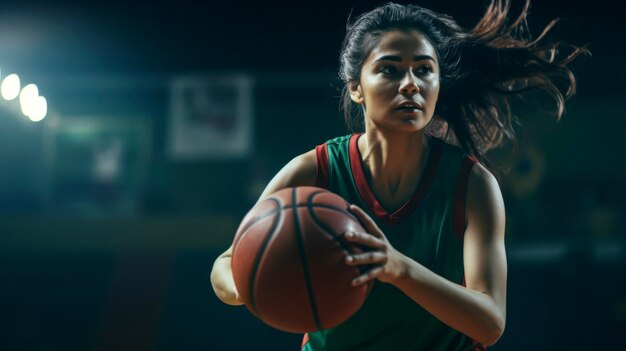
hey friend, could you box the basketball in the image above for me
[231,186,372,333]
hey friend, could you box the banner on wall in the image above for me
[167,74,253,160]
[43,116,151,217]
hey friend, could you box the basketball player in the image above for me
[211,1,586,349]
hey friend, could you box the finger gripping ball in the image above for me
[231,186,372,333]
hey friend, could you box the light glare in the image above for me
[29,96,47,122]
[20,84,40,118]
[1,74,21,101]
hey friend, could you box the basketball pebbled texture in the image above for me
[231,186,372,333]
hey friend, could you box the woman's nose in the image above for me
[399,72,419,95]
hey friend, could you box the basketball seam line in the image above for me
[310,193,376,302]
[308,191,373,276]
[307,193,355,256]
[308,206,369,276]
[247,198,282,316]
[292,188,323,331]
[237,203,355,245]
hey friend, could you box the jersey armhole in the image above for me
[453,156,478,241]
[315,143,329,189]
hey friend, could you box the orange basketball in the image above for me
[231,186,372,333]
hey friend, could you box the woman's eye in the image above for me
[379,66,397,74]
[415,65,433,75]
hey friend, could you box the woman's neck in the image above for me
[358,129,430,201]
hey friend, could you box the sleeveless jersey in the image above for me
[301,133,483,351]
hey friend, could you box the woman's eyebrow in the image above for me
[373,54,436,63]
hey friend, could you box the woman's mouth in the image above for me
[395,106,422,112]
[394,101,423,112]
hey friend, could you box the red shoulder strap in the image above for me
[315,143,329,189]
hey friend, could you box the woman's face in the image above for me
[350,29,440,133]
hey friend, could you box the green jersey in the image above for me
[302,134,483,351]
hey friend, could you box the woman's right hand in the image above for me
[233,285,242,304]
[211,246,245,306]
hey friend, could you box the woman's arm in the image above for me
[345,163,506,346]
[210,149,317,305]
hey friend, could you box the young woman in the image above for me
[211,1,586,350]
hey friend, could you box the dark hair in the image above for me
[339,0,588,167]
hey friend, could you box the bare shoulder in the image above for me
[466,163,505,241]
[468,163,500,195]
[259,149,317,199]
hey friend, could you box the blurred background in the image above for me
[0,0,624,350]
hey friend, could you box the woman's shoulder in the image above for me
[428,136,476,170]
[322,133,355,147]
[292,149,317,174]
[431,136,468,158]
[432,137,495,185]
[279,149,318,185]
[259,134,358,198]
[259,150,317,198]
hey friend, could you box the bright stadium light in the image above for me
[19,83,39,118]
[28,96,47,122]
[1,74,21,101]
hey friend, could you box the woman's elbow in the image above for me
[481,316,506,347]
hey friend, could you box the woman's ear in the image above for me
[348,81,364,104]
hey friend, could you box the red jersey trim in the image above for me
[472,341,487,351]
[301,333,310,349]
[349,133,443,227]
[453,156,477,241]
[315,143,330,189]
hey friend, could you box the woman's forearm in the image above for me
[393,255,505,346]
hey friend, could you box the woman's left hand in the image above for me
[344,204,408,287]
